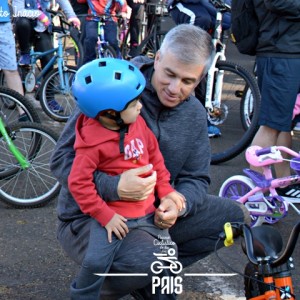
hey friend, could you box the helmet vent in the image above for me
[99,61,107,67]
[85,75,92,84]
[115,72,122,80]
[136,83,141,90]
[128,65,134,71]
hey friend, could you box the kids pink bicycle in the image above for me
[219,145,300,227]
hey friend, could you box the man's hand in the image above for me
[117,164,157,201]
[155,198,178,229]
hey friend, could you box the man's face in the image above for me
[151,50,205,108]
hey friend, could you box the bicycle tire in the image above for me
[244,262,265,299]
[52,26,84,69]
[39,66,77,122]
[210,61,260,164]
[0,122,60,208]
[219,175,264,227]
[98,44,117,58]
[240,84,255,131]
[0,87,40,124]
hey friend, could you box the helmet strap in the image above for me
[103,111,127,153]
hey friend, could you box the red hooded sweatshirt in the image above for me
[68,114,175,226]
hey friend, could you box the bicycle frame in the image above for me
[238,146,300,219]
[97,17,111,57]
[205,0,229,121]
[23,33,69,93]
[0,117,29,169]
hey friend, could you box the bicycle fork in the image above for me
[0,118,30,169]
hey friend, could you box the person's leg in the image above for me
[104,20,120,57]
[170,3,211,30]
[3,70,24,96]
[169,194,250,268]
[83,20,98,64]
[127,0,144,57]
[34,31,53,74]
[57,217,176,299]
[70,219,123,300]
[252,57,300,177]
[14,18,35,65]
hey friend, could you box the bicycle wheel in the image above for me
[39,66,76,122]
[0,87,40,124]
[244,262,265,299]
[52,26,84,69]
[240,84,255,131]
[97,44,117,58]
[219,175,264,227]
[0,122,60,208]
[210,61,260,164]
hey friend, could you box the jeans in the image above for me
[83,19,119,64]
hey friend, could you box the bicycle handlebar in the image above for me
[221,222,300,268]
[209,0,231,12]
[255,145,300,158]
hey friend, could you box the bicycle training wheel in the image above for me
[0,87,40,124]
[0,122,60,208]
[39,66,76,122]
[209,61,260,164]
[52,26,84,69]
[219,175,264,227]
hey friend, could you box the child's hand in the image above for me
[161,191,186,212]
[105,214,128,243]
[38,12,50,26]
[68,17,81,29]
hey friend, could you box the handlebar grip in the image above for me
[224,222,234,247]
[255,147,273,156]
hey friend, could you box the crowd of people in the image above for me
[1,0,300,299]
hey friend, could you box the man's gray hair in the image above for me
[159,24,215,76]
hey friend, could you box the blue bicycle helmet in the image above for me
[72,58,146,118]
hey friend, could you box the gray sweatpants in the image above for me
[57,195,248,299]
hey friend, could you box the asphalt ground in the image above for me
[1,43,300,300]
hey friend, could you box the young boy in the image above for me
[68,58,185,298]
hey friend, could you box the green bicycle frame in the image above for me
[0,117,30,169]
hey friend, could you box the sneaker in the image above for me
[293,122,300,131]
[128,44,140,58]
[276,184,300,199]
[208,124,221,138]
[18,54,31,66]
[48,100,64,113]
[18,113,30,122]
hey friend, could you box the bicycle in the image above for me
[79,13,122,59]
[121,0,174,59]
[51,9,84,68]
[0,89,60,208]
[219,145,300,227]
[217,221,300,299]
[200,0,260,164]
[12,9,84,123]
[0,86,40,124]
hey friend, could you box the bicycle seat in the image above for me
[241,225,283,258]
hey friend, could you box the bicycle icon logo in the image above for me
[150,248,183,275]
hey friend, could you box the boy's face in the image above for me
[152,50,205,108]
[120,99,142,124]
